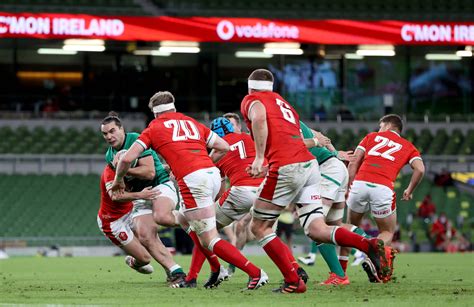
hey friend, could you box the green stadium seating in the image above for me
[1,126,472,155]
[0,174,102,241]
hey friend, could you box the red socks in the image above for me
[261,235,299,284]
[186,245,206,281]
[339,256,349,273]
[188,231,220,272]
[211,239,260,278]
[281,241,299,270]
[333,227,370,254]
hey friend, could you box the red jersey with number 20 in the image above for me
[240,91,313,168]
[355,130,422,189]
[99,165,133,221]
[217,133,264,187]
[137,112,217,181]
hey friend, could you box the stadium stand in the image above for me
[0,174,102,243]
[150,0,474,20]
[0,0,147,15]
[1,125,473,155]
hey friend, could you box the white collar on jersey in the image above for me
[248,80,273,91]
[153,103,175,113]
[389,130,401,137]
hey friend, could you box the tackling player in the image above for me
[97,165,160,275]
[241,69,390,293]
[112,91,268,291]
[101,113,186,283]
[343,114,425,282]
[298,121,352,285]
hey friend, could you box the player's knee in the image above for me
[153,211,172,226]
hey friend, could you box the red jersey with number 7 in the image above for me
[217,132,264,187]
[136,112,217,181]
[355,130,422,189]
[240,91,314,168]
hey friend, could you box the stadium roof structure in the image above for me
[1,0,474,21]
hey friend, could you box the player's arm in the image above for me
[112,142,145,192]
[347,148,365,186]
[108,185,159,202]
[402,159,425,201]
[126,155,156,181]
[215,177,226,200]
[248,101,267,177]
[208,134,229,163]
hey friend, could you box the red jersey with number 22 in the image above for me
[99,165,133,221]
[137,112,217,181]
[240,91,313,168]
[355,130,422,189]
[217,132,264,187]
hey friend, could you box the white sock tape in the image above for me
[248,80,273,91]
[153,103,175,113]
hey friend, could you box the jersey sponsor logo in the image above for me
[118,231,128,241]
[373,208,391,216]
[216,19,299,41]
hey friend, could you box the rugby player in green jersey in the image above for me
[299,121,367,285]
[101,112,185,286]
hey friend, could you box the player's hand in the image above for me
[402,189,412,201]
[246,164,269,178]
[140,186,161,200]
[112,150,127,168]
[247,157,265,178]
[313,132,331,147]
[337,150,354,162]
[111,179,125,195]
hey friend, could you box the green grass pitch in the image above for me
[1,253,473,306]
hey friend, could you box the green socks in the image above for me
[318,243,345,278]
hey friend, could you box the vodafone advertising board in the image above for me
[0,13,473,45]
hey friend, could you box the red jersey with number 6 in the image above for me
[240,91,313,168]
[137,112,217,180]
[355,130,422,189]
[217,132,264,187]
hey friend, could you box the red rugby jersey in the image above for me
[217,132,264,187]
[240,91,313,168]
[98,165,133,221]
[355,130,422,189]
[137,112,217,181]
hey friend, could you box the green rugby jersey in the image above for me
[105,132,169,191]
[299,121,337,164]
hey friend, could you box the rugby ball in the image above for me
[113,149,138,169]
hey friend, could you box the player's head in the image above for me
[379,114,403,133]
[223,112,242,133]
[248,69,274,94]
[210,117,234,137]
[148,91,176,117]
[101,111,125,149]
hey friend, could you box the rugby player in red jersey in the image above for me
[112,91,268,290]
[342,114,425,282]
[241,69,390,293]
[97,165,160,275]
